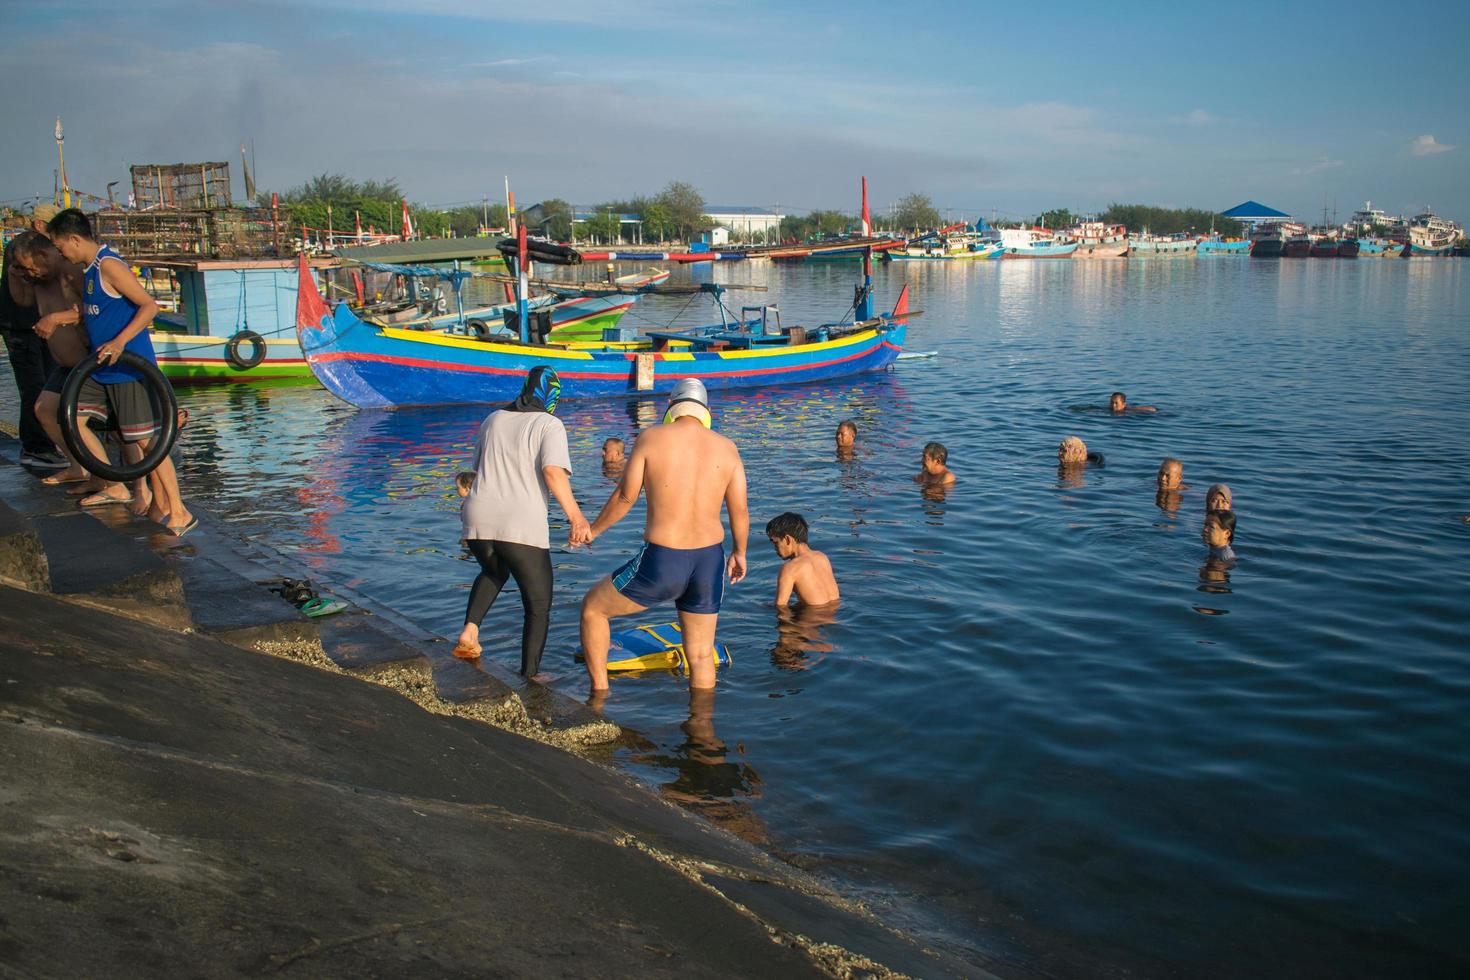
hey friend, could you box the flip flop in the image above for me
[168,516,199,537]
[452,642,482,660]
[299,597,348,618]
[41,473,91,487]
[79,491,134,508]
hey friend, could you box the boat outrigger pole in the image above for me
[858,176,874,322]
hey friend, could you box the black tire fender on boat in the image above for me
[467,318,494,341]
[225,330,268,370]
[59,352,180,484]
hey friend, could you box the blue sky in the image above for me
[1,0,1465,223]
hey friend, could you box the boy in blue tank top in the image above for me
[47,209,195,535]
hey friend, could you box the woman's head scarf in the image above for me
[507,365,561,414]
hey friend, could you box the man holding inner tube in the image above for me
[47,209,196,536]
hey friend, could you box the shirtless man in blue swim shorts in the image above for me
[576,378,749,692]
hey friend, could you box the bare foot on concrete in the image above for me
[453,624,481,659]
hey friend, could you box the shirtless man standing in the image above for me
[577,379,748,692]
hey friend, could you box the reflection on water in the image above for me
[771,602,839,672]
[54,256,1468,979]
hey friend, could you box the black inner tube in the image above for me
[225,330,267,370]
[59,351,180,484]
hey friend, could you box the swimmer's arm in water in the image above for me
[774,562,796,606]
[588,442,646,541]
[543,465,590,545]
[725,453,749,584]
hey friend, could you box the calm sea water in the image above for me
[12,257,1469,976]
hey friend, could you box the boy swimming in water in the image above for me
[1110,391,1157,414]
[1203,509,1237,561]
[766,512,840,606]
[915,441,956,486]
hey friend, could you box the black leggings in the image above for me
[464,539,553,676]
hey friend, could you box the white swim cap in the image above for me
[664,378,711,427]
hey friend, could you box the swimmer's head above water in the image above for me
[836,419,857,449]
[1058,436,1088,464]
[1206,483,1233,512]
[1157,457,1183,491]
[601,437,625,463]
[1110,392,1127,413]
[1203,509,1236,548]
[663,377,711,427]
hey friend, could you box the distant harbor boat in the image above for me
[1066,221,1129,259]
[1405,209,1460,256]
[1127,233,1196,257]
[1336,238,1360,258]
[1355,238,1403,258]
[1197,236,1250,256]
[888,227,1002,261]
[999,227,1078,259]
[1250,224,1286,258]
[1283,232,1313,258]
[1309,236,1342,258]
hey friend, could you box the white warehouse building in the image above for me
[704,205,786,241]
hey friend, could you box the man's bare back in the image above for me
[623,420,744,549]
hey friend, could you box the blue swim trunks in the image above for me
[612,540,725,614]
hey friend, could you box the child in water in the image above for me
[1110,391,1157,414]
[1203,509,1237,561]
[915,441,957,486]
[455,472,474,497]
[601,437,626,478]
[766,512,840,606]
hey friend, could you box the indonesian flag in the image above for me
[401,199,414,240]
[507,190,517,235]
[861,176,871,236]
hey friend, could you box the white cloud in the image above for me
[1409,134,1453,156]
[1185,108,1213,126]
[465,56,549,68]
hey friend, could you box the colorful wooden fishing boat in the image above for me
[296,179,915,409]
[146,256,659,383]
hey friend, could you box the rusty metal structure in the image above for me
[93,207,278,260]
[130,162,233,211]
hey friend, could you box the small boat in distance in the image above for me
[1309,236,1341,258]
[1405,209,1461,256]
[1336,238,1360,258]
[1283,232,1312,258]
[1197,236,1250,256]
[888,226,1003,261]
[1127,233,1197,257]
[1066,221,1129,259]
[1355,238,1403,258]
[1251,224,1286,257]
[999,227,1078,259]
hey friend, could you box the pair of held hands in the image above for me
[564,520,748,583]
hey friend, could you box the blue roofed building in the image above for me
[1221,201,1291,231]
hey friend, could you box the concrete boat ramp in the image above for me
[0,443,988,978]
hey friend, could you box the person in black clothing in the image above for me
[1,205,67,468]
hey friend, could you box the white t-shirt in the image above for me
[460,409,571,549]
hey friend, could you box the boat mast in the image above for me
[858,176,874,321]
[516,222,530,343]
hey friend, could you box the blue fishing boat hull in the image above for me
[300,301,908,408]
[1197,240,1250,256]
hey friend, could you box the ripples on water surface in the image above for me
[27,258,1470,976]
